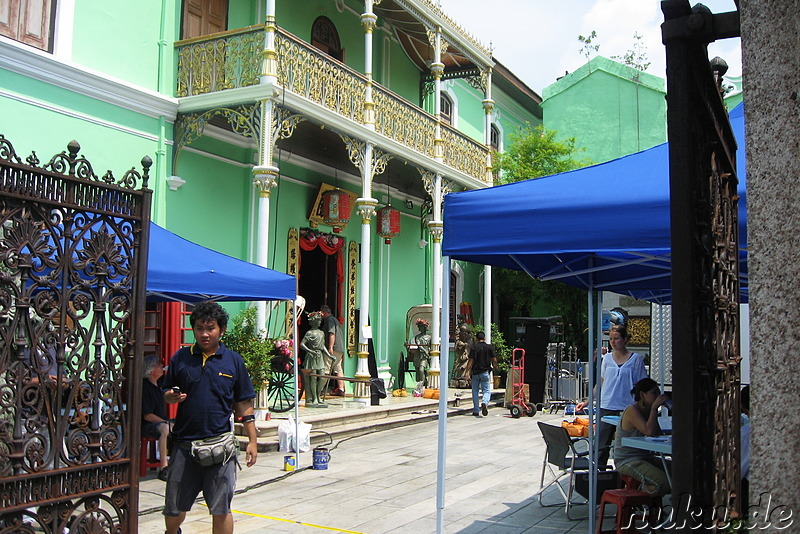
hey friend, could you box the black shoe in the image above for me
[158,467,169,481]
[481,403,488,416]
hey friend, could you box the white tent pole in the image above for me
[587,288,596,534]
[659,304,666,389]
[293,295,300,466]
[436,256,451,533]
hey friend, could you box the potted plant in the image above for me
[222,307,275,404]
[491,323,512,388]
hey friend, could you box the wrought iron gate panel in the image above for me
[662,0,742,526]
[0,136,151,533]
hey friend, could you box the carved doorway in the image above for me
[298,229,345,322]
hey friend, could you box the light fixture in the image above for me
[165,175,186,191]
[376,179,400,244]
[405,200,414,210]
[417,239,428,249]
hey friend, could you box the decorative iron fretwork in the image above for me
[347,241,358,356]
[174,26,489,184]
[275,29,366,124]
[419,169,436,200]
[662,0,741,523]
[0,136,151,532]
[273,106,305,141]
[173,104,260,173]
[339,137,392,180]
[440,122,489,180]
[176,26,264,97]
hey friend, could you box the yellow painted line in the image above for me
[200,503,366,533]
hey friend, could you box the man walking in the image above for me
[320,305,345,396]
[162,301,258,534]
[465,331,497,417]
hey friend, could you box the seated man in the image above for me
[141,355,172,481]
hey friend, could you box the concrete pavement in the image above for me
[137,406,592,533]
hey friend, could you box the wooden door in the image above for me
[182,0,227,39]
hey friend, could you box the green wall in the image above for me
[542,56,666,164]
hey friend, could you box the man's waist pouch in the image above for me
[187,432,239,467]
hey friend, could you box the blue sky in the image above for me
[437,0,742,94]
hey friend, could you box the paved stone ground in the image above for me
[138,407,593,533]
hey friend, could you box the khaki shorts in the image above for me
[326,350,344,375]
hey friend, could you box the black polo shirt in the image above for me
[163,342,255,441]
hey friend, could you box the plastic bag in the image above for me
[278,415,311,453]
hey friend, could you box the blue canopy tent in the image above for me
[442,102,747,305]
[437,104,746,530]
[146,223,296,303]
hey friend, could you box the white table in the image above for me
[621,435,672,488]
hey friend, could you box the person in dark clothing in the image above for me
[141,354,172,480]
[465,331,498,417]
[162,301,258,534]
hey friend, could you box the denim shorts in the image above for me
[163,445,237,516]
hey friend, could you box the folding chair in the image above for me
[537,421,591,516]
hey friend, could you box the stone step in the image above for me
[236,390,506,453]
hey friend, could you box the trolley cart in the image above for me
[506,348,536,418]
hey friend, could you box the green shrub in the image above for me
[222,307,275,389]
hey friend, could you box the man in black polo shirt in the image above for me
[465,331,498,418]
[162,302,258,534]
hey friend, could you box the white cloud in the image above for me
[437,0,741,93]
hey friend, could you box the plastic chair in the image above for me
[596,488,660,534]
[537,422,592,516]
[139,437,160,477]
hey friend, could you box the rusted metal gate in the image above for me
[662,0,742,527]
[0,136,151,533]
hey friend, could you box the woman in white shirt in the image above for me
[576,324,648,467]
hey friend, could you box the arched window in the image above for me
[311,16,343,62]
[440,93,453,125]
[490,124,501,151]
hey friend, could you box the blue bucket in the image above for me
[312,447,330,470]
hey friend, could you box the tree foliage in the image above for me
[612,32,651,72]
[578,30,600,60]
[491,124,592,357]
[492,125,591,185]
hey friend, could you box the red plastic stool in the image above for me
[596,489,660,534]
[139,437,160,477]
[620,474,639,490]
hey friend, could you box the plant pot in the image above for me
[493,375,502,389]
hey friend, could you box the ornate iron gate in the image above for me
[662,0,742,526]
[0,136,152,533]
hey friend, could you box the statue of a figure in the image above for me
[413,318,432,386]
[300,312,332,407]
[451,323,473,388]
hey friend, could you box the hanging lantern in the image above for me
[376,205,401,244]
[322,188,351,233]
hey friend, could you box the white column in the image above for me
[261,0,277,85]
[427,174,443,389]
[361,1,377,130]
[483,265,492,339]
[482,67,495,182]
[354,144,377,403]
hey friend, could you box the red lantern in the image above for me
[322,188,351,233]
[376,205,401,244]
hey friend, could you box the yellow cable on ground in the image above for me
[201,503,366,533]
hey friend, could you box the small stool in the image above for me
[620,474,639,490]
[596,489,659,534]
[139,437,160,477]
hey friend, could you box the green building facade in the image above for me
[1,0,542,398]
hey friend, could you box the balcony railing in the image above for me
[175,26,489,183]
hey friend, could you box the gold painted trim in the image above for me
[285,227,300,336]
[347,241,359,356]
